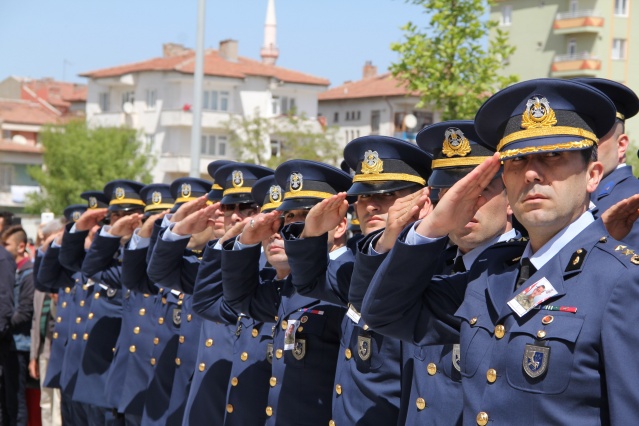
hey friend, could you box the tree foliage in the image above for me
[391,0,518,120]
[225,111,341,168]
[26,120,153,214]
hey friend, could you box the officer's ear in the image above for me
[333,217,348,241]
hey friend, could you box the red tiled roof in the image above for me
[22,79,87,108]
[318,73,417,101]
[80,49,329,86]
[0,99,62,126]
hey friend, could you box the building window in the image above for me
[200,135,228,156]
[612,39,627,59]
[122,91,135,106]
[146,90,157,109]
[333,112,339,123]
[0,165,13,191]
[2,129,10,140]
[203,90,229,111]
[144,134,155,150]
[271,139,281,158]
[615,0,628,16]
[220,91,229,111]
[567,38,577,56]
[501,5,512,26]
[371,110,381,133]
[569,0,578,13]
[345,112,350,121]
[98,92,110,112]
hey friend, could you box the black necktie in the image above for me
[516,258,537,289]
[452,256,466,273]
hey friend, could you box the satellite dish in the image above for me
[122,102,134,114]
[403,114,418,129]
[12,135,27,145]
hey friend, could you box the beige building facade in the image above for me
[491,0,639,145]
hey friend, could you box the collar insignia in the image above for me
[522,96,557,129]
[442,127,472,157]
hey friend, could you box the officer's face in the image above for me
[282,209,309,226]
[212,204,225,238]
[503,150,602,250]
[446,176,511,253]
[263,231,289,270]
[597,122,627,178]
[356,188,415,235]
[223,202,259,230]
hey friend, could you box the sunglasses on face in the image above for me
[220,203,259,217]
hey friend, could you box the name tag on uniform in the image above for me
[346,304,361,324]
[507,277,558,317]
[283,319,300,351]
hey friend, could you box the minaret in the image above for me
[260,0,279,65]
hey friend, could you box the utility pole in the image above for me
[190,0,206,177]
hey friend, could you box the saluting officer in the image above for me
[180,163,272,426]
[222,160,352,426]
[282,137,432,425]
[138,177,210,425]
[73,180,144,423]
[107,183,172,425]
[576,78,639,244]
[220,175,283,425]
[399,121,517,425]
[362,78,639,424]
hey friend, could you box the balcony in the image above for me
[551,53,601,77]
[160,109,236,129]
[553,10,604,35]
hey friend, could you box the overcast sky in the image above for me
[0,0,426,87]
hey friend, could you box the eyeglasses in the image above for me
[221,202,259,217]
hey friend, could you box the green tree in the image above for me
[26,120,153,214]
[391,0,518,120]
[226,111,341,168]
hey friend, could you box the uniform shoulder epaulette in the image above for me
[596,235,639,265]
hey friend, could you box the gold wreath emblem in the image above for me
[88,197,98,209]
[521,96,557,129]
[361,150,384,174]
[181,183,191,198]
[442,127,472,158]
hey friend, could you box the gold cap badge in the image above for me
[232,170,244,188]
[442,127,471,157]
[361,150,383,174]
[522,96,557,129]
[290,172,303,192]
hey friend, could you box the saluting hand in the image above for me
[41,231,63,253]
[75,208,108,232]
[238,211,282,246]
[138,210,168,239]
[171,196,208,223]
[108,213,142,238]
[219,217,252,245]
[601,193,639,241]
[301,193,349,238]
[416,153,501,238]
[172,204,219,236]
[375,188,431,253]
